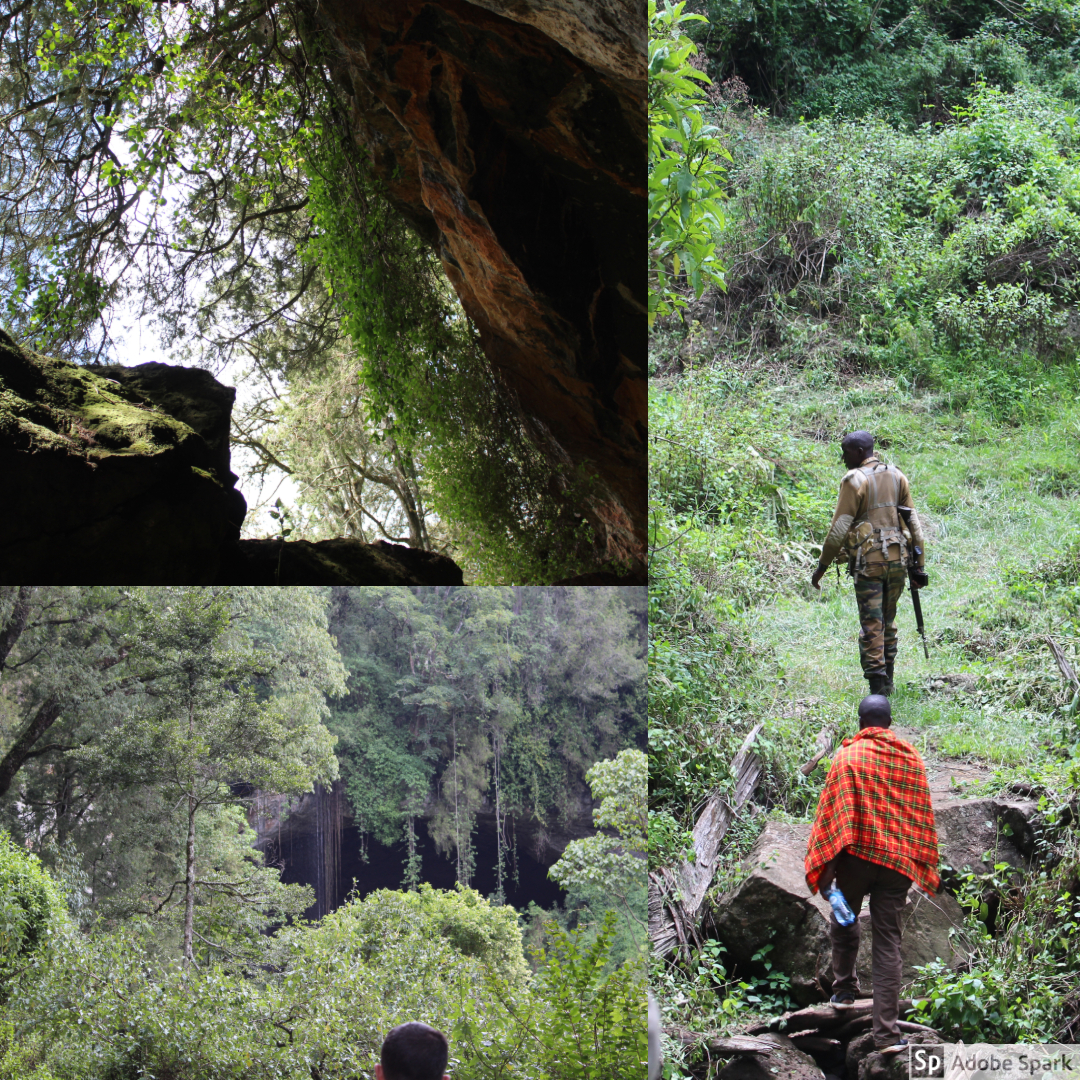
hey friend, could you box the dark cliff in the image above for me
[306,0,646,574]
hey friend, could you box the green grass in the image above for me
[742,369,1080,769]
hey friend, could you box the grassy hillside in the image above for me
[648,2,1080,1073]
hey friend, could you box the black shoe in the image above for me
[830,992,856,1008]
[867,674,890,696]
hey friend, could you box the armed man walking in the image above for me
[810,431,929,696]
[805,695,940,1056]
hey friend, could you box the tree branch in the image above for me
[0,586,34,674]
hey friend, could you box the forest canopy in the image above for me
[326,586,647,897]
[0,0,606,583]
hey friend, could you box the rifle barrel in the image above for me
[910,583,930,660]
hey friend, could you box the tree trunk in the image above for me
[0,695,62,798]
[182,793,197,965]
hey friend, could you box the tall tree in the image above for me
[0,586,346,950]
[86,588,340,963]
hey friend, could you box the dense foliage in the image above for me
[325,587,646,899]
[648,1,729,325]
[0,0,609,581]
[0,834,64,1003]
[0,586,647,1077]
[0,886,647,1080]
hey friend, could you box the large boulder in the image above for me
[310,0,646,574]
[710,822,967,1006]
[1,331,245,583]
[2,332,469,585]
[934,798,1033,880]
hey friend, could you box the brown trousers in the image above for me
[830,851,912,1048]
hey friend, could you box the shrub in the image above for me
[0,833,65,1002]
[366,884,531,987]
[648,0,730,324]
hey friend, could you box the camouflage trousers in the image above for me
[853,562,907,677]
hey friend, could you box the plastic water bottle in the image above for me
[825,883,856,926]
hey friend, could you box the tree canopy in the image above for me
[0,586,344,954]
[325,586,647,897]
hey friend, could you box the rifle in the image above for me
[897,506,930,659]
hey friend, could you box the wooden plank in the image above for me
[677,722,764,917]
[649,723,764,958]
[800,726,833,776]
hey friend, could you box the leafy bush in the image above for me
[648,809,695,871]
[648,0,730,324]
[372,883,530,987]
[913,859,1080,1041]
[706,85,1080,421]
[710,0,1080,122]
[1,886,645,1080]
[459,913,646,1080]
[0,833,65,1002]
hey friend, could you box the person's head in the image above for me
[841,430,874,469]
[858,694,892,729]
[375,1023,449,1080]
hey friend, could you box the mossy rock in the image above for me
[218,538,464,584]
[0,329,246,583]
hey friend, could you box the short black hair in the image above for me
[841,430,874,456]
[858,694,892,728]
[380,1023,449,1080]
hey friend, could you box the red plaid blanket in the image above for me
[805,727,940,894]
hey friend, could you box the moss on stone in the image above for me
[0,335,213,471]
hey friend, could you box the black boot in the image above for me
[868,673,891,696]
[886,661,895,695]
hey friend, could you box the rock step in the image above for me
[710,794,1040,1006]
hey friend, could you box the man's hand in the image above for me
[817,858,837,895]
[811,565,827,591]
[910,570,929,589]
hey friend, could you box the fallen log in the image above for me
[748,999,917,1036]
[650,722,764,959]
[790,1035,841,1054]
[666,1028,774,1057]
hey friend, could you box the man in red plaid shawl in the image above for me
[805,695,940,1055]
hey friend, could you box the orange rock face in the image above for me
[311,0,645,573]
